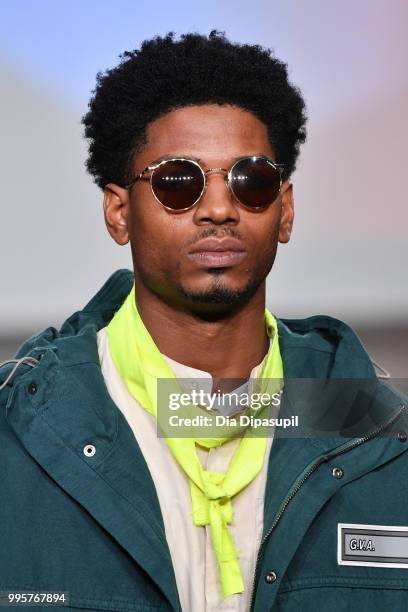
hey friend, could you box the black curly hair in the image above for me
[82,30,307,190]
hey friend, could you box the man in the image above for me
[1,32,407,612]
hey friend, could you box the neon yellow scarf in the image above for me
[107,284,283,598]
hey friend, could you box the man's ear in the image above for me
[278,181,294,243]
[103,183,130,245]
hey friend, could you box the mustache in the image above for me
[187,227,243,246]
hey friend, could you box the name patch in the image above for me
[338,523,408,568]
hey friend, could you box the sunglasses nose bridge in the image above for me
[201,167,236,202]
[190,167,240,221]
[204,167,228,176]
[203,167,228,187]
[206,166,233,185]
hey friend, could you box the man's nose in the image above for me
[192,171,240,225]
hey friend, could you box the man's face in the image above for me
[104,104,294,315]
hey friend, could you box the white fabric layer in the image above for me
[97,326,277,612]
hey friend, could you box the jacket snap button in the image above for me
[398,432,407,443]
[83,444,96,457]
[27,383,38,395]
[265,570,277,584]
[332,466,343,479]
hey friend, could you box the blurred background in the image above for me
[0,0,406,374]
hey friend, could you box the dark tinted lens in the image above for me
[151,160,204,210]
[230,158,281,208]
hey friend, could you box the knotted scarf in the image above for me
[106,284,283,597]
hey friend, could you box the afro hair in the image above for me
[82,30,307,190]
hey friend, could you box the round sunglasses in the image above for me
[126,155,285,212]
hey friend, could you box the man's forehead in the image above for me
[148,153,275,165]
[144,104,269,141]
[139,105,274,166]
[151,154,203,164]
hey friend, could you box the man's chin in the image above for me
[175,277,262,307]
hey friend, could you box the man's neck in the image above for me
[134,281,270,383]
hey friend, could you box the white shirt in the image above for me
[97,326,277,612]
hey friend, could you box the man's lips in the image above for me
[187,238,247,268]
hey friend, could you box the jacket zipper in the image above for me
[249,402,406,612]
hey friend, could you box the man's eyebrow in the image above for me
[149,153,273,165]
[150,154,202,164]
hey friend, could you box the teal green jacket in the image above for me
[1,269,407,612]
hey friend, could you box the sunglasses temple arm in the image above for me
[126,171,151,190]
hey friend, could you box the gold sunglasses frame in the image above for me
[126,155,285,213]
